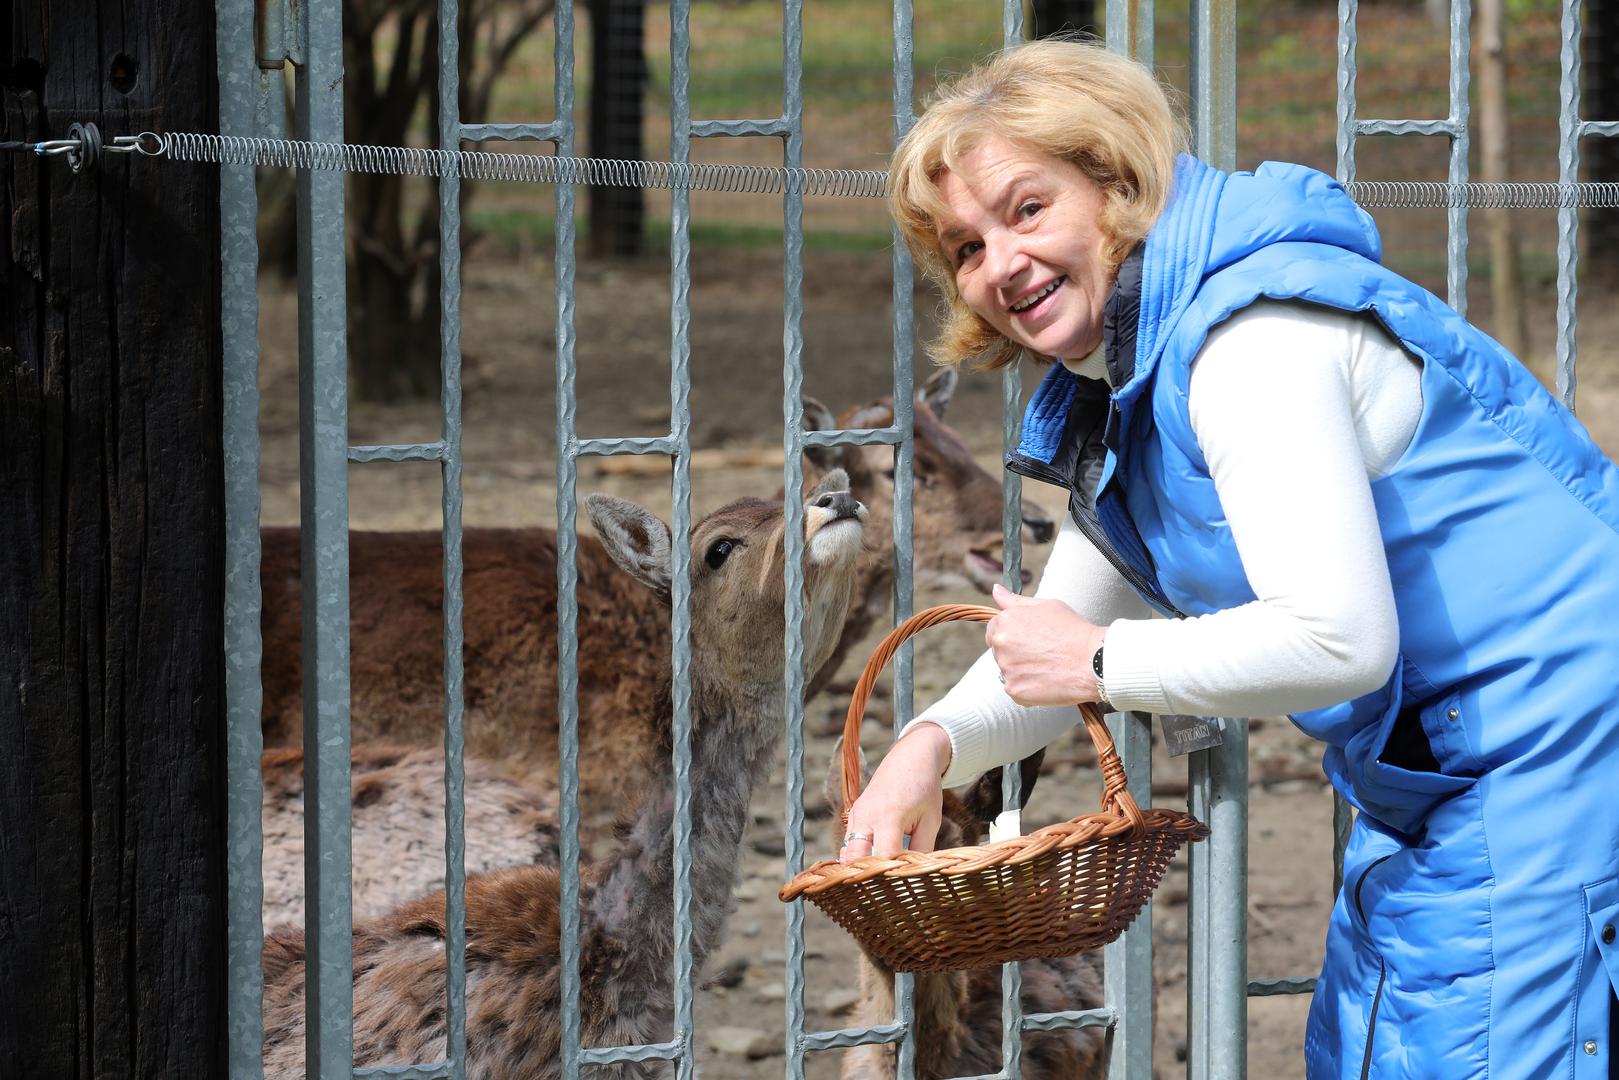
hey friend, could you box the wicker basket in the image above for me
[779,603,1209,972]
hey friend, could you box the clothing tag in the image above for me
[1160,714,1225,757]
[988,808,1022,843]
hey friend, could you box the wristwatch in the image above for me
[1091,644,1112,711]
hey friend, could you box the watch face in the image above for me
[1092,647,1105,678]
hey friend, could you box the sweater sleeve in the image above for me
[903,511,1156,788]
[1100,303,1406,719]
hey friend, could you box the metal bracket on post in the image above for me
[256,0,300,69]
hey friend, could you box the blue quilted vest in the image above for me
[1010,154,1619,1078]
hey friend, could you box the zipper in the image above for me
[1352,853,1394,922]
[1353,853,1395,1079]
[1360,959,1387,1080]
[1007,452,1185,619]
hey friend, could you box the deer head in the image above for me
[804,368,1055,595]
[585,468,866,708]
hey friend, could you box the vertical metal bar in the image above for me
[1101,26,1155,1080]
[667,0,697,1072]
[292,0,354,1071]
[1104,714,1153,1080]
[995,10,1029,1080]
[1189,2,1244,1077]
[1106,0,1155,68]
[555,0,584,1075]
[1446,0,1472,313]
[888,5,920,1078]
[996,34,1031,1080]
[781,1,813,1077]
[220,0,266,1071]
[780,0,821,1075]
[1556,0,1581,409]
[1336,0,1359,187]
[435,0,468,1070]
[1332,792,1353,897]
[1190,0,1238,171]
[1187,724,1249,1080]
[1331,0,1363,915]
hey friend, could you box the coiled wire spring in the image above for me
[40,129,1619,209]
[161,131,890,198]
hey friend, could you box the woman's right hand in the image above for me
[837,722,954,863]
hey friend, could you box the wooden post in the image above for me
[0,3,226,1077]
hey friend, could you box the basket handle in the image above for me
[839,604,1147,838]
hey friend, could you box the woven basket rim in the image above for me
[781,805,1206,900]
[780,603,1210,908]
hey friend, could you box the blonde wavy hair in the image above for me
[891,38,1188,369]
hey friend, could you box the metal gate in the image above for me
[214,0,1605,1076]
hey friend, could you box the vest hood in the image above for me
[1016,155,1385,462]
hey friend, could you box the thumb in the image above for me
[992,581,1028,609]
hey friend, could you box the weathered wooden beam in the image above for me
[0,3,225,1076]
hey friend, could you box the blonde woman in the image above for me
[837,38,1619,1080]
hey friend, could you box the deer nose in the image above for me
[814,490,863,520]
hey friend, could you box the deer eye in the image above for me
[705,538,737,569]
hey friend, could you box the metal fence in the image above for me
[214,0,1602,1076]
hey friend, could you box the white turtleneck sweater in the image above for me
[912,300,1425,788]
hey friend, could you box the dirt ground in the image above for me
[256,245,1619,1077]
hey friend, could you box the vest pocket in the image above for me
[1357,686,1475,834]
[1353,854,1395,1079]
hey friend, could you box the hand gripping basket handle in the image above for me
[839,603,1148,840]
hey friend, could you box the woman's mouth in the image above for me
[1009,277,1064,316]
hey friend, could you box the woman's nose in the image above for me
[982,235,1027,287]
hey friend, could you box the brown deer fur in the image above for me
[258,372,1055,818]
[824,744,1106,1080]
[261,475,866,1077]
[259,744,564,927]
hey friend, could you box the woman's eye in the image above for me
[1017,200,1043,220]
[954,240,982,266]
[705,538,736,569]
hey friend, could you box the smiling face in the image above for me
[935,135,1115,363]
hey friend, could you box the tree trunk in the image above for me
[1586,0,1619,283]
[589,0,647,257]
[1475,0,1530,357]
[1,2,226,1077]
[1030,0,1099,39]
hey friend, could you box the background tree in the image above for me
[257,0,557,401]
[1029,0,1099,40]
[345,0,557,400]
[589,0,648,257]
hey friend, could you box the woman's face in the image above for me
[934,135,1114,362]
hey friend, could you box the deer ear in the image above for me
[953,747,1046,822]
[919,366,958,420]
[583,494,673,604]
[802,395,840,470]
[806,467,851,506]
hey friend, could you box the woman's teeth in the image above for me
[1010,278,1062,313]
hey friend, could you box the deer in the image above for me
[257,370,1055,820]
[822,742,1107,1080]
[799,368,1054,698]
[260,472,867,1077]
[259,743,564,927]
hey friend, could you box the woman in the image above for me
[836,38,1619,1079]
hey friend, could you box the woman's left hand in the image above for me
[987,582,1108,707]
